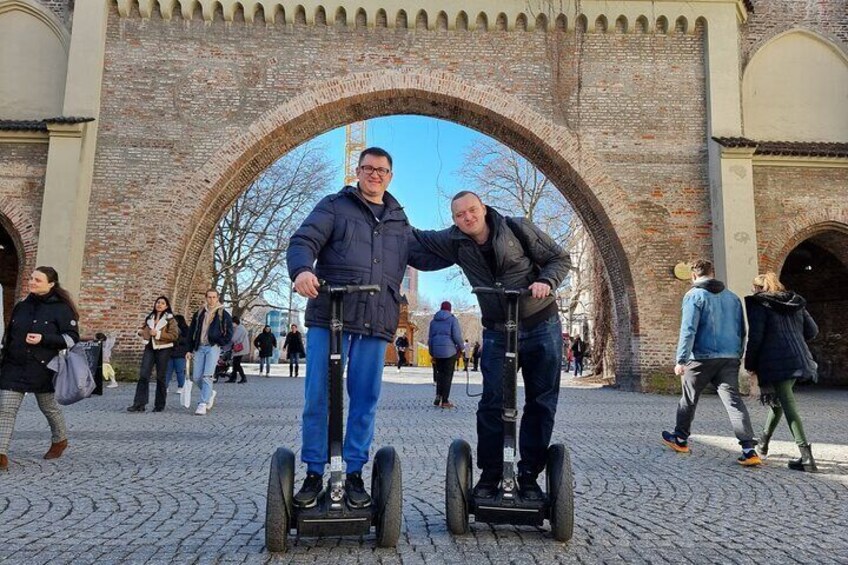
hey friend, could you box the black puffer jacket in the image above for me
[412,208,571,330]
[0,291,80,393]
[254,331,277,357]
[744,291,819,384]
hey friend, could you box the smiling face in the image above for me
[451,193,488,241]
[154,298,168,313]
[356,154,393,204]
[29,270,54,296]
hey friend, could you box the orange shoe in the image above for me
[0,454,8,471]
[44,439,68,460]
[661,431,690,454]
[737,451,762,466]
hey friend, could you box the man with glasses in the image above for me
[287,147,445,509]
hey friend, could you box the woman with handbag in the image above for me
[127,296,179,413]
[0,267,80,472]
[228,316,250,383]
[745,272,820,472]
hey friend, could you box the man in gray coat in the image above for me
[413,191,571,501]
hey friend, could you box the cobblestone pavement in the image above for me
[1,364,846,564]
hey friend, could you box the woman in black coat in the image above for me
[0,267,80,471]
[745,272,819,472]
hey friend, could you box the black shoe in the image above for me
[213,377,219,383]
[238,378,247,384]
[345,471,372,508]
[294,472,323,508]
[517,473,545,502]
[433,395,442,406]
[473,472,501,499]
[152,407,164,413]
[226,378,237,383]
[126,405,145,413]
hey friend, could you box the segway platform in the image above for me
[296,493,373,537]
[473,493,547,526]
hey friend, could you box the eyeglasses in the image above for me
[359,165,392,178]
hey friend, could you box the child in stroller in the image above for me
[213,348,232,383]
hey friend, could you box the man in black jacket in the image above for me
[413,191,571,501]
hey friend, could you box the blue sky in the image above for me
[310,115,487,308]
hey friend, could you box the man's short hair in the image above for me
[205,288,218,296]
[689,260,714,277]
[451,190,483,204]
[359,147,393,169]
[232,316,240,324]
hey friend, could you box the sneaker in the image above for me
[126,405,145,413]
[345,471,372,508]
[106,382,118,388]
[661,431,690,454]
[472,472,501,499]
[517,473,545,502]
[194,403,207,416]
[294,472,323,508]
[176,388,183,394]
[207,390,217,410]
[433,395,441,407]
[738,450,762,466]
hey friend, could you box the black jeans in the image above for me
[134,347,170,409]
[478,316,563,478]
[396,350,406,369]
[232,356,246,381]
[434,355,457,403]
[289,352,301,376]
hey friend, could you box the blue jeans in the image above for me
[478,315,563,478]
[289,352,301,376]
[259,357,272,374]
[165,357,186,389]
[191,345,220,405]
[302,328,388,475]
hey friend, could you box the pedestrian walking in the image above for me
[95,332,119,388]
[428,301,464,409]
[253,325,276,376]
[228,316,250,383]
[745,272,820,472]
[165,314,190,393]
[661,260,761,466]
[394,332,409,372]
[127,296,179,413]
[461,339,471,372]
[286,146,444,509]
[571,336,585,376]
[472,341,481,371]
[0,267,79,471]
[412,190,571,501]
[283,324,305,378]
[187,289,233,416]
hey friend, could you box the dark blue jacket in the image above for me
[428,310,463,359]
[287,185,447,342]
[744,291,819,384]
[188,306,234,350]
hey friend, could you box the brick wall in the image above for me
[35,0,72,28]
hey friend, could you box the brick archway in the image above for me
[171,71,642,381]
[0,201,37,317]
[760,208,848,273]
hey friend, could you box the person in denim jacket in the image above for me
[661,259,760,466]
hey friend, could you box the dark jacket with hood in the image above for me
[170,315,191,358]
[412,208,571,331]
[286,185,447,342]
[0,291,80,393]
[744,291,819,384]
[254,330,277,357]
[188,305,234,350]
[428,310,463,359]
[283,330,305,358]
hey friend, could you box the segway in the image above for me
[445,285,574,542]
[265,283,403,552]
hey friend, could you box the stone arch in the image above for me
[169,71,642,384]
[762,210,848,274]
[434,10,447,31]
[495,12,507,32]
[534,13,547,32]
[0,201,38,307]
[554,14,566,31]
[0,0,69,119]
[515,12,527,32]
[743,29,848,142]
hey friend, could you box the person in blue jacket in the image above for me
[428,301,464,409]
[286,147,447,509]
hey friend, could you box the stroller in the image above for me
[213,348,233,383]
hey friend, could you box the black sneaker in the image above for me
[472,472,501,499]
[294,472,323,508]
[345,471,372,508]
[517,473,545,502]
[126,405,145,413]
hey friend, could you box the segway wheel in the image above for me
[445,438,473,535]
[372,446,403,548]
[546,444,574,542]
[265,447,295,552]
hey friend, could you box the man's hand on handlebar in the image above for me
[529,281,552,299]
[294,271,321,299]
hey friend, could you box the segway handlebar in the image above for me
[472,286,533,297]
[318,281,382,295]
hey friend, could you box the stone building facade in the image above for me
[0,0,846,390]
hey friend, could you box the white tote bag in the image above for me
[180,357,193,408]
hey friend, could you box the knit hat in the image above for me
[440,301,452,312]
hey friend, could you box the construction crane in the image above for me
[344,121,367,186]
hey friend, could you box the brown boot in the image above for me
[0,454,8,471]
[44,439,68,460]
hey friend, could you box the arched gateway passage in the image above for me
[0,217,22,328]
[171,72,642,385]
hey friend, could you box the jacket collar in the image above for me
[341,185,406,221]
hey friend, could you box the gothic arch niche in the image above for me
[743,30,848,142]
[0,216,23,327]
[779,226,848,387]
[171,73,643,387]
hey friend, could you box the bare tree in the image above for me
[214,142,335,318]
